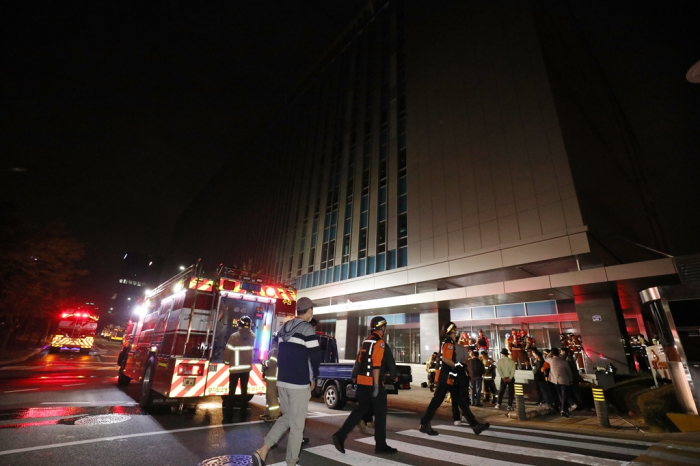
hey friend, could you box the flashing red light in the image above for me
[266,287,276,297]
[61,313,68,318]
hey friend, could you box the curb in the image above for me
[0,347,45,366]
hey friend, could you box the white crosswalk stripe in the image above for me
[435,424,645,456]
[266,421,661,466]
[357,437,536,466]
[398,430,630,466]
[487,424,654,447]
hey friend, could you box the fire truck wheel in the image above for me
[139,360,155,408]
[48,347,60,354]
[324,384,346,410]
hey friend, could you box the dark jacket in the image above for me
[351,338,398,384]
[467,357,485,378]
[532,358,545,381]
[566,354,583,382]
[276,318,321,388]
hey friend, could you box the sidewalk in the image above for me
[386,384,700,442]
[0,346,45,366]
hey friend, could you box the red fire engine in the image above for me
[49,311,99,353]
[118,263,297,409]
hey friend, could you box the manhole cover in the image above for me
[74,414,131,425]
[198,455,251,466]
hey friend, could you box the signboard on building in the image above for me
[592,315,602,322]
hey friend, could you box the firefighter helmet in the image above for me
[238,316,252,328]
[370,316,387,330]
[442,321,457,335]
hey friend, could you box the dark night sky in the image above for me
[2,1,699,313]
[1,1,366,309]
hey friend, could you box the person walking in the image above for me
[223,316,255,423]
[547,348,574,417]
[251,297,320,466]
[333,316,399,454]
[532,350,553,408]
[467,350,485,406]
[480,351,497,404]
[260,333,280,422]
[419,322,489,436]
[560,347,580,410]
[495,348,516,411]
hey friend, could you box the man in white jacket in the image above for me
[546,348,573,417]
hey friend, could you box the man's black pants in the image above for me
[455,368,477,425]
[223,372,250,421]
[420,380,461,425]
[337,384,387,447]
[497,377,515,407]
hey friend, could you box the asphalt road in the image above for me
[0,341,670,466]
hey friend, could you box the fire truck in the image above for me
[118,263,297,410]
[49,310,99,353]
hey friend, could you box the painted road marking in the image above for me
[398,430,629,466]
[3,388,39,393]
[0,420,265,456]
[435,424,645,456]
[298,444,410,465]
[357,437,534,466]
[488,424,654,447]
[61,383,86,387]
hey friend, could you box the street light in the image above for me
[179,265,186,271]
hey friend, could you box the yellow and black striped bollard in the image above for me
[592,387,610,427]
[514,383,527,421]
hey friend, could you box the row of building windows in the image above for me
[450,301,559,321]
[118,279,144,286]
[296,246,406,290]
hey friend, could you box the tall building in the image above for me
[173,0,697,373]
[109,252,164,322]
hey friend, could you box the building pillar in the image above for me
[342,315,360,362]
[420,310,440,364]
[335,317,348,362]
[574,290,631,374]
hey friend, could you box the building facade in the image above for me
[172,0,691,373]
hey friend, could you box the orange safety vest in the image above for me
[356,332,386,386]
[435,337,457,385]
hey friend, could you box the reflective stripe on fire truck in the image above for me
[188,278,214,292]
[51,336,94,348]
[204,363,266,396]
[169,359,210,398]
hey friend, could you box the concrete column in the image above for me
[420,310,440,363]
[574,291,631,374]
[344,315,361,362]
[335,317,348,362]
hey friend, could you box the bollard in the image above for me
[592,387,610,427]
[514,383,527,421]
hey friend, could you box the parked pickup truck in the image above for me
[312,362,413,409]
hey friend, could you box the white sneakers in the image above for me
[569,403,578,411]
[494,404,500,409]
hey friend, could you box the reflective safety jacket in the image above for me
[264,344,279,382]
[223,328,255,374]
[435,336,458,385]
[356,331,386,386]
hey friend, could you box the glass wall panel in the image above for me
[496,303,525,317]
[526,301,557,316]
[472,306,495,319]
[451,308,471,321]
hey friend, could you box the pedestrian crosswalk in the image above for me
[265,423,695,466]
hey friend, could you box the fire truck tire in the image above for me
[139,360,155,408]
[324,384,345,410]
[48,347,60,354]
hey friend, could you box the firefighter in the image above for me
[333,316,399,455]
[425,352,438,392]
[419,321,490,436]
[260,332,280,422]
[507,329,527,369]
[223,315,255,423]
